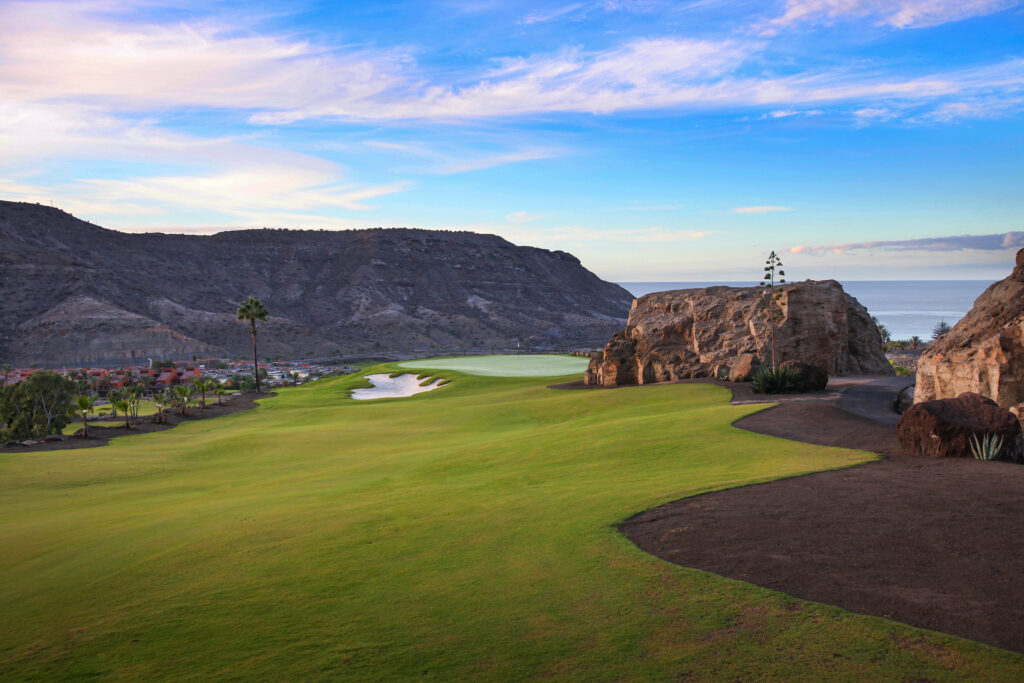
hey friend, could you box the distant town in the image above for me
[1,359,354,396]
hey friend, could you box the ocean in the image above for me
[618,281,992,342]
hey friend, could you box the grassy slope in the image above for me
[0,369,1021,680]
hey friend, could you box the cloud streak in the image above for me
[3,1,1022,128]
[789,232,1024,255]
[764,0,1021,31]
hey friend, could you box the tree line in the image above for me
[1,296,271,443]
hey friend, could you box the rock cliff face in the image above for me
[0,201,633,365]
[915,249,1024,417]
[585,280,891,386]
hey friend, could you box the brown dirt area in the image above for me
[606,380,1024,654]
[1,391,266,453]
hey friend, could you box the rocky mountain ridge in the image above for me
[0,200,633,365]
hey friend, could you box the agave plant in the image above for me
[751,366,801,394]
[969,432,1004,460]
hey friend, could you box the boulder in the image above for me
[897,392,1023,460]
[729,353,763,382]
[585,280,891,386]
[894,384,915,414]
[915,248,1024,416]
[779,360,829,392]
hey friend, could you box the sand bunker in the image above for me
[398,354,589,377]
[350,374,446,400]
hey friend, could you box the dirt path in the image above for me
[2,391,267,453]
[617,380,1024,654]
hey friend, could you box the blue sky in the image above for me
[1,0,1022,280]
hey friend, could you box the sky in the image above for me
[1,0,1022,281]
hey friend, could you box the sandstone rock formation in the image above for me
[584,281,891,386]
[915,249,1024,418]
[728,353,762,382]
[898,392,1023,460]
[0,201,633,365]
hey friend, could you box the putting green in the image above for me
[398,353,590,377]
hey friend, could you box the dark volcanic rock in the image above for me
[585,280,891,386]
[915,248,1024,419]
[779,360,829,392]
[0,201,633,365]
[898,392,1023,460]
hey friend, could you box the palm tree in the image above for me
[114,399,131,429]
[215,385,227,406]
[237,296,269,394]
[193,378,210,408]
[73,395,95,438]
[125,384,142,418]
[155,388,174,424]
[107,388,122,417]
[173,384,192,416]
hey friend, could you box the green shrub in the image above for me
[889,360,914,376]
[751,366,801,394]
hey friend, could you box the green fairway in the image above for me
[1,368,1021,679]
[398,353,590,376]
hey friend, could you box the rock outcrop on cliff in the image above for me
[915,249,1024,417]
[0,201,633,365]
[584,281,891,386]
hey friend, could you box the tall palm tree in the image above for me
[114,399,131,429]
[237,296,269,394]
[73,395,95,439]
[192,378,210,408]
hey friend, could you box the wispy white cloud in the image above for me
[500,224,714,244]
[0,1,410,114]
[436,148,563,173]
[3,2,1021,128]
[732,205,792,213]
[789,231,1024,255]
[364,139,567,174]
[763,0,1020,32]
[917,95,1024,122]
[506,210,545,222]
[520,3,587,24]
[1,156,412,224]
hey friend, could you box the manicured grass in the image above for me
[95,399,160,418]
[398,353,590,376]
[1,368,1021,679]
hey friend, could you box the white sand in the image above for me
[350,373,446,400]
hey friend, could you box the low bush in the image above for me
[751,366,802,394]
[889,360,914,376]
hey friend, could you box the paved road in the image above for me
[728,374,915,426]
[831,375,915,426]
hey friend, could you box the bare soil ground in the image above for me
[2,391,266,453]
[619,389,1024,654]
